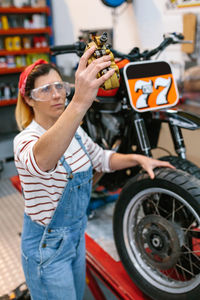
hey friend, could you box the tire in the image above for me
[159,155,200,180]
[113,168,200,300]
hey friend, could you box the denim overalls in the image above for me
[21,133,93,300]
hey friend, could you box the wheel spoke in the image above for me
[183,244,200,266]
[148,198,161,215]
[182,249,200,255]
[186,246,194,275]
[182,226,200,234]
[173,266,183,281]
[172,198,176,222]
[166,202,185,220]
[176,260,194,278]
[183,255,200,272]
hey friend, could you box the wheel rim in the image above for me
[123,187,200,293]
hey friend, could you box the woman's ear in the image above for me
[24,95,34,108]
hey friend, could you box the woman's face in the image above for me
[28,69,66,129]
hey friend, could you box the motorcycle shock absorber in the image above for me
[169,123,186,159]
[133,113,152,157]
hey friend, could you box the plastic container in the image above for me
[4,85,10,99]
[6,55,16,68]
[1,16,9,30]
[22,37,31,49]
[5,37,13,51]
[0,57,7,68]
[12,36,21,50]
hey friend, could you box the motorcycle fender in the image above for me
[152,109,200,130]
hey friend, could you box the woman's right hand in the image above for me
[72,46,115,110]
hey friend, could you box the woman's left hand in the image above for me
[136,155,175,179]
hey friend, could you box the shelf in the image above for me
[0,99,17,106]
[0,47,50,56]
[0,27,52,35]
[0,66,25,74]
[0,6,50,14]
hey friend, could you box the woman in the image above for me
[14,46,174,300]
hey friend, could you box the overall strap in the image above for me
[60,155,72,175]
[60,130,92,174]
[75,131,92,163]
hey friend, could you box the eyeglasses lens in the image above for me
[31,82,70,101]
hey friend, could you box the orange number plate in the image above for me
[123,61,179,112]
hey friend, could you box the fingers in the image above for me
[149,170,155,180]
[157,161,176,169]
[148,160,175,180]
[77,53,115,89]
[143,158,176,180]
[78,46,111,68]
[78,46,96,71]
[76,50,115,88]
[142,164,155,180]
[87,58,112,79]
[79,49,112,73]
[96,68,115,86]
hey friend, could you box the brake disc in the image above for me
[136,214,181,270]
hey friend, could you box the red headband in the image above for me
[18,59,48,97]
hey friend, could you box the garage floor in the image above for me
[0,179,25,297]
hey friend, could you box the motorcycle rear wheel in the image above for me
[113,168,200,300]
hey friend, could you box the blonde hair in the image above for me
[15,92,34,131]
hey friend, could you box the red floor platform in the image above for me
[85,233,149,300]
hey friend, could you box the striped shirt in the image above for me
[14,120,114,226]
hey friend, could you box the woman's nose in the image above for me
[52,86,60,98]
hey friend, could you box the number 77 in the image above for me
[135,77,172,109]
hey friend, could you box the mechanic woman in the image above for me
[13,46,173,300]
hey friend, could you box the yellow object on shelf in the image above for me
[1,16,9,30]
[12,36,21,50]
[5,37,13,51]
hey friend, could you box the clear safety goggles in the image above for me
[30,81,71,101]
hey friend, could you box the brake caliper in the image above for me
[85,32,120,90]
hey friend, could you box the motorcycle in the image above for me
[51,32,200,300]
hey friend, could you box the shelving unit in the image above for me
[0,1,54,175]
[0,2,53,106]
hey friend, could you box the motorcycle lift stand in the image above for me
[85,232,149,300]
[0,176,149,300]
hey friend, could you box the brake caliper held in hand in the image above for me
[85,32,120,90]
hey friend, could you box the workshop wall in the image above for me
[51,0,184,80]
[51,0,139,75]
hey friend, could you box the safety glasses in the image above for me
[30,81,71,101]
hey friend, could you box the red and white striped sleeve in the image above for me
[14,129,58,178]
[77,126,114,173]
